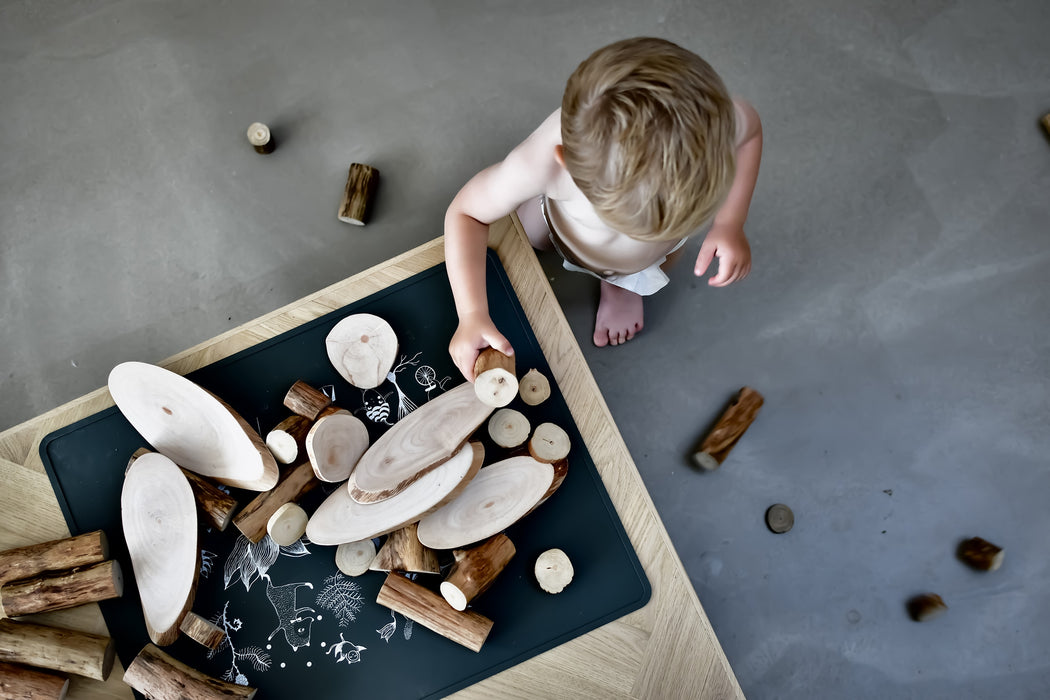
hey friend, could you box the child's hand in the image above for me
[449,312,515,382]
[694,223,752,287]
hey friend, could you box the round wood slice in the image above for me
[121,453,199,646]
[348,383,494,503]
[535,548,574,593]
[267,503,308,547]
[518,368,551,406]
[416,456,554,550]
[335,540,377,576]
[305,410,370,483]
[528,422,571,463]
[325,313,398,389]
[487,408,530,449]
[307,442,484,545]
[108,362,279,491]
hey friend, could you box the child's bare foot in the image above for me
[594,280,644,347]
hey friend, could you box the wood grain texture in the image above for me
[0,530,108,587]
[0,218,742,699]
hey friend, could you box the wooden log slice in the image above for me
[325,314,398,389]
[305,410,370,483]
[0,560,123,618]
[265,415,312,465]
[528,422,571,463]
[518,368,551,406]
[473,349,518,407]
[308,442,484,546]
[121,452,200,646]
[535,548,574,594]
[348,383,493,504]
[416,456,554,550]
[266,503,309,547]
[0,660,69,699]
[232,460,320,544]
[0,619,115,682]
[0,531,108,587]
[124,643,256,699]
[108,362,278,491]
[487,408,530,449]
[334,540,377,577]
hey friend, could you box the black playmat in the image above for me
[39,250,650,698]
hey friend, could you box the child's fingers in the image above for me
[694,244,716,276]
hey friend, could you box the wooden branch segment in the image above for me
[417,456,554,550]
[692,386,764,471]
[337,163,380,226]
[473,349,518,408]
[528,423,571,463]
[246,122,274,154]
[440,534,516,611]
[123,643,257,699]
[121,452,199,646]
[308,442,484,546]
[0,560,123,618]
[0,660,69,699]
[283,381,333,421]
[180,612,226,650]
[369,524,439,574]
[0,619,115,681]
[488,408,530,449]
[0,531,108,587]
[535,548,574,594]
[265,415,312,464]
[233,460,320,543]
[957,537,1004,571]
[305,410,370,482]
[1043,112,1050,137]
[335,540,377,577]
[349,383,493,503]
[376,573,493,653]
[325,314,398,389]
[180,469,238,532]
[907,593,948,622]
[518,368,551,406]
[266,503,309,547]
[108,362,279,491]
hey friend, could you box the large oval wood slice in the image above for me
[326,313,398,389]
[307,442,484,545]
[305,409,370,482]
[121,452,199,646]
[348,382,494,503]
[108,362,279,491]
[416,456,553,550]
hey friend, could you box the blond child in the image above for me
[445,37,762,380]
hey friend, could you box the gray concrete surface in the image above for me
[2,1,1048,697]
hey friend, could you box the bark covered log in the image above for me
[233,460,320,543]
[337,163,380,226]
[123,643,256,699]
[957,537,1004,571]
[0,560,123,618]
[0,660,69,699]
[180,612,226,650]
[692,387,764,471]
[282,381,333,421]
[440,534,516,611]
[0,531,108,587]
[473,349,518,408]
[0,618,115,681]
[369,523,439,574]
[376,573,492,652]
[264,415,312,465]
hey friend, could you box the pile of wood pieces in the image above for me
[78,312,576,697]
[908,536,1006,622]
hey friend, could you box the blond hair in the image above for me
[561,37,736,242]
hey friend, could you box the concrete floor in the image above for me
[3,1,1048,697]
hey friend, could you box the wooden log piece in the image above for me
[348,383,493,504]
[957,537,1004,571]
[123,643,256,699]
[283,381,333,421]
[127,450,238,531]
[265,415,312,465]
[528,422,571,463]
[266,503,309,547]
[325,314,398,389]
[0,619,115,681]
[417,456,554,550]
[337,163,380,225]
[246,122,274,155]
[180,612,226,650]
[692,386,764,471]
[369,523,440,575]
[0,530,108,587]
[907,593,948,622]
[487,408,530,449]
[1043,112,1050,137]
[376,573,493,653]
[122,453,199,646]
[0,660,69,699]
[335,540,377,577]
[518,368,551,406]
[473,349,518,408]
[305,409,370,483]
[535,548,574,594]
[440,534,516,611]
[0,560,123,619]
[233,459,320,543]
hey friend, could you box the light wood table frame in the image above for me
[0,216,743,699]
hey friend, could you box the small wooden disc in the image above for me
[267,503,308,546]
[535,548,573,594]
[518,369,551,406]
[335,539,377,576]
[488,408,530,449]
[765,504,794,533]
[528,423,570,463]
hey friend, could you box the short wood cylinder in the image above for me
[0,618,115,682]
[957,537,1004,571]
[692,386,764,471]
[440,534,516,611]
[233,460,319,543]
[265,415,313,465]
[0,660,69,699]
[124,643,257,698]
[473,349,518,408]
[335,540,377,577]
[283,381,333,420]
[0,560,123,618]
[180,469,239,532]
[528,423,571,463]
[246,122,274,154]
[180,612,226,650]
[518,368,551,406]
[338,163,380,225]
[376,573,493,652]
[0,530,109,587]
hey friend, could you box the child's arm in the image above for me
[695,98,762,287]
[445,113,562,381]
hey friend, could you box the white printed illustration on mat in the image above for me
[414,365,451,400]
[263,575,315,652]
[327,633,367,665]
[316,573,365,627]
[201,550,217,579]
[224,534,311,593]
[208,600,272,685]
[358,389,394,425]
[385,352,422,419]
[377,610,414,643]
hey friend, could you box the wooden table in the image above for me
[0,216,743,699]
